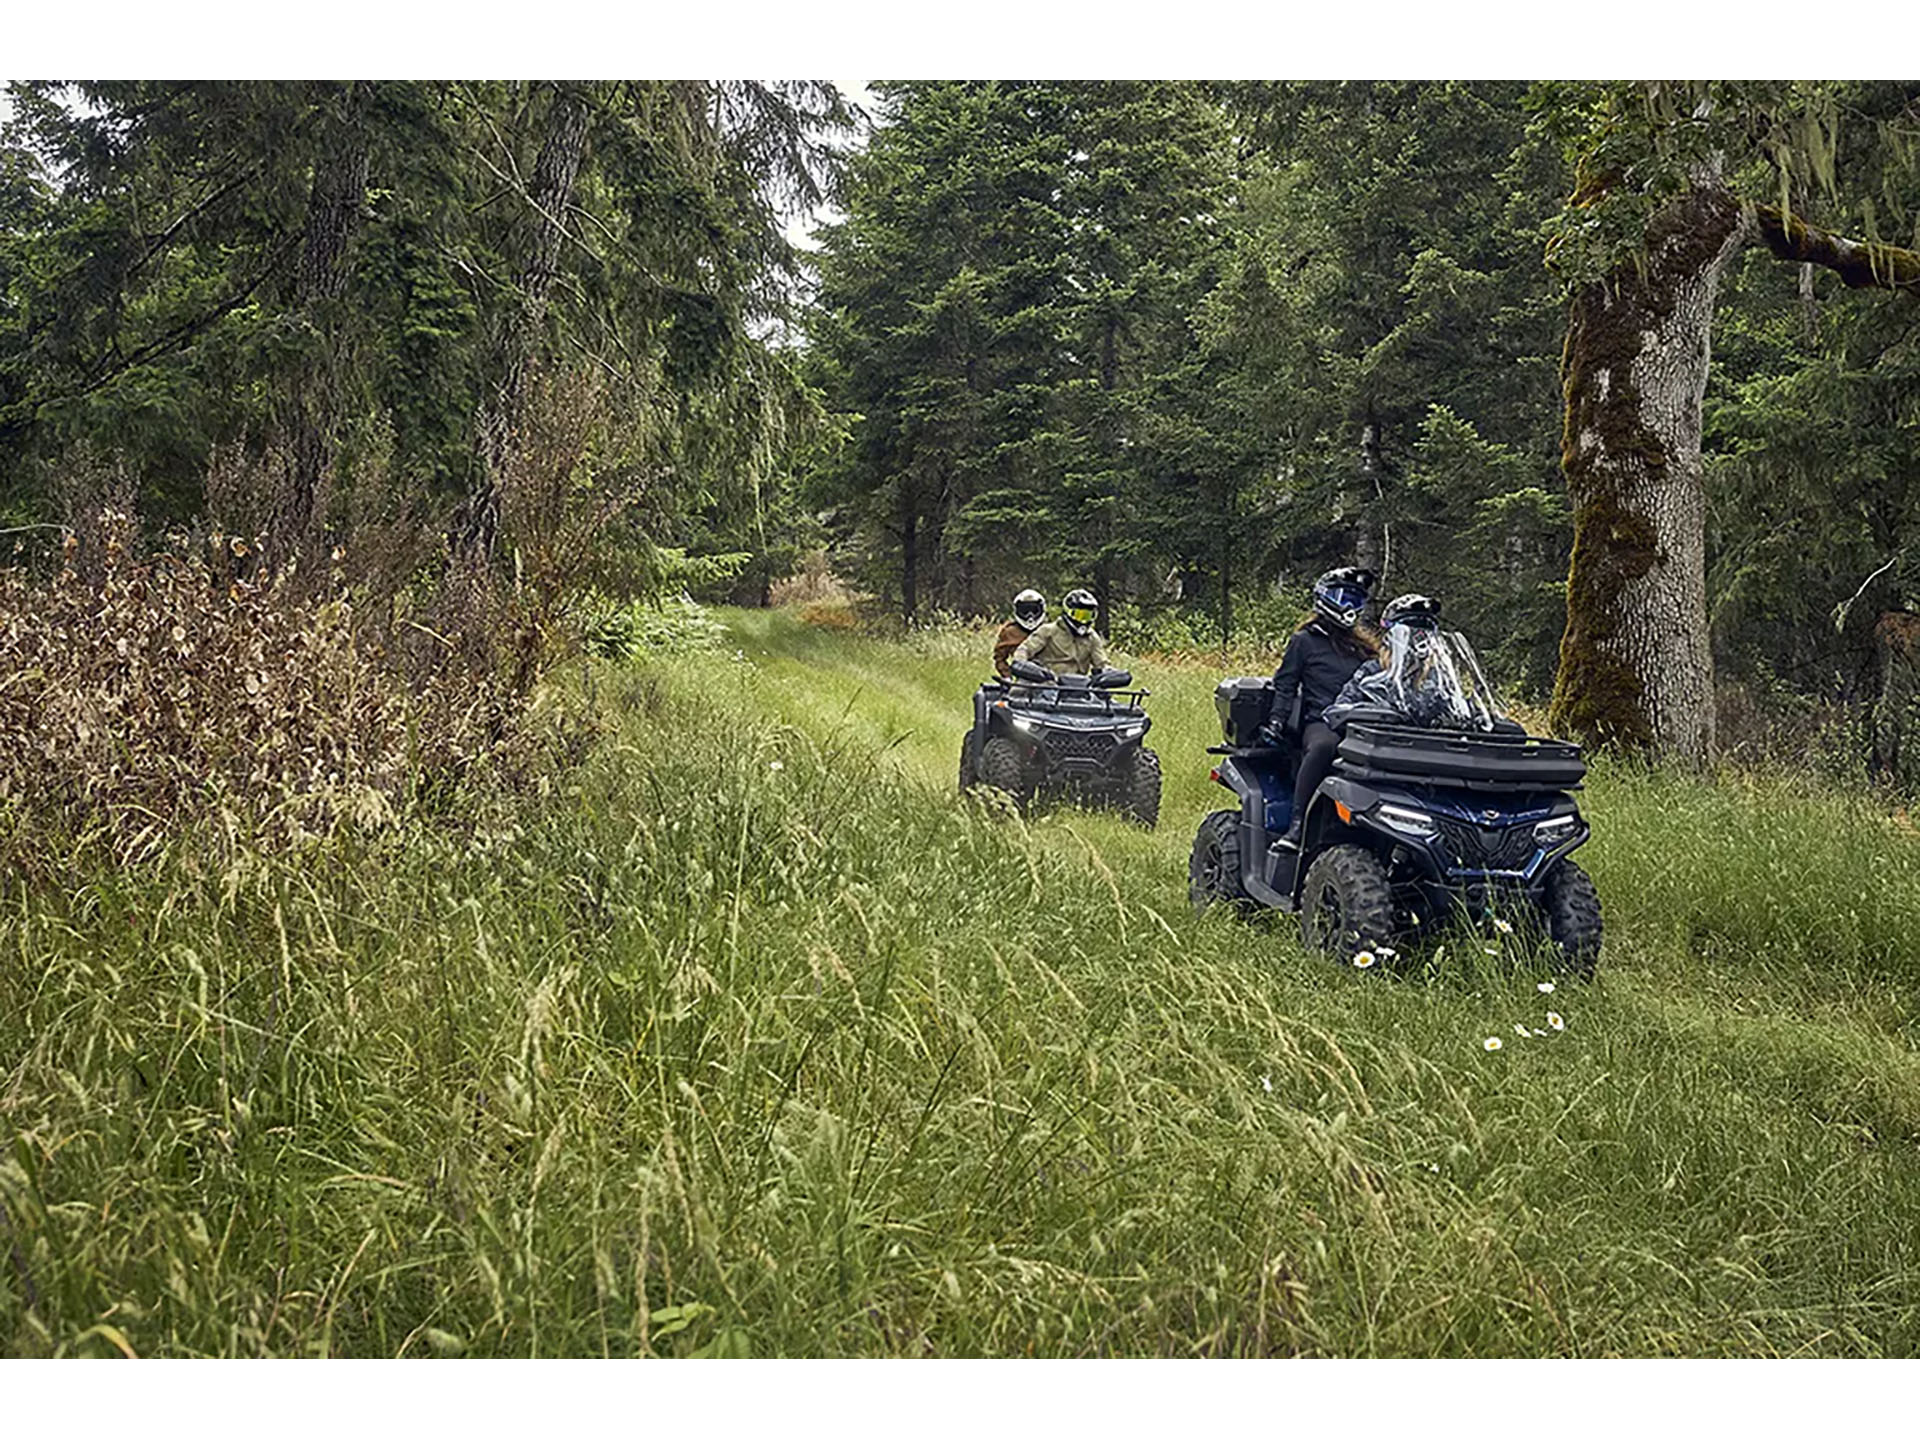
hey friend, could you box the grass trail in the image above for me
[3,608,1918,1356]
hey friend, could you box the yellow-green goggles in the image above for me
[1065,604,1096,626]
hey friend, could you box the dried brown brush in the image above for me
[0,505,583,872]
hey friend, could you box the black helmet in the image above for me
[1013,588,1046,630]
[1311,567,1377,629]
[1061,587,1098,636]
[1380,593,1441,629]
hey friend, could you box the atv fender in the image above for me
[1288,778,1382,906]
[1213,755,1290,909]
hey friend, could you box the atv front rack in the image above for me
[988,677,1150,714]
[1334,722,1586,791]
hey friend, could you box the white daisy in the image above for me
[1483,1036,1503,1052]
[1537,981,1556,994]
[768,760,784,773]
[1514,1023,1530,1038]
[1546,1012,1565,1032]
[1492,917,1514,935]
[1352,950,1378,970]
[1261,1074,1273,1093]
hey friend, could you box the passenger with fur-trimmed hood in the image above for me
[995,589,1047,678]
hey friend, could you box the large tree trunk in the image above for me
[1872,611,1920,787]
[1549,187,1751,766]
[1549,190,1920,764]
[460,84,591,562]
[276,82,370,556]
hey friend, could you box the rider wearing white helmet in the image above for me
[995,588,1048,677]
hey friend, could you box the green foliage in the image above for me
[576,592,729,659]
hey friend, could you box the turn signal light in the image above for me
[1335,800,1353,824]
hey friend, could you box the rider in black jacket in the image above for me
[1264,567,1378,848]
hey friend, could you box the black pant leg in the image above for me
[1290,722,1339,830]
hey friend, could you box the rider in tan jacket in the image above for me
[1012,587,1109,675]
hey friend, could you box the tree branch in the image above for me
[23,233,300,417]
[1753,203,1920,295]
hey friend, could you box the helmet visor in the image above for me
[1064,603,1097,627]
[1320,583,1368,616]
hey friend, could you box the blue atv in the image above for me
[1187,631,1601,975]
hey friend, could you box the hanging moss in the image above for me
[1755,205,1920,295]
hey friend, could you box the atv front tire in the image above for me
[1189,809,1250,914]
[1542,860,1602,978]
[1122,747,1162,828]
[1300,844,1396,963]
[958,731,978,790]
[977,736,1030,804]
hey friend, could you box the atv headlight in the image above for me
[1533,815,1579,847]
[1010,716,1039,734]
[1375,803,1436,837]
[1124,724,1146,738]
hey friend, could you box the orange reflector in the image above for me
[1208,768,1220,783]
[1335,800,1353,824]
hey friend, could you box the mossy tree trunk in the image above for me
[1872,611,1920,787]
[1550,187,1749,766]
[1551,190,1920,765]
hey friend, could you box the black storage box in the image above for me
[1335,722,1586,790]
[1214,676,1274,747]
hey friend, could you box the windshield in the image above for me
[1351,623,1502,731]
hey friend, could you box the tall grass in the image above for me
[3,611,1918,1355]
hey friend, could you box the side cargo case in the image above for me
[1213,676,1274,748]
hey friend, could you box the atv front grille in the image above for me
[1045,729,1119,765]
[1435,817,1538,873]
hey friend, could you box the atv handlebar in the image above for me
[1008,659,1135,689]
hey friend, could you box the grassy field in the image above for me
[4,606,1920,1356]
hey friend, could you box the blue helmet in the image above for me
[1311,567,1377,630]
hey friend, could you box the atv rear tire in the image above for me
[1122,747,1162,828]
[977,736,1030,804]
[1300,844,1396,963]
[1542,860,1602,978]
[1189,809,1250,914]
